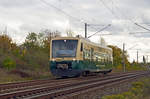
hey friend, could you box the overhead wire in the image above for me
[110,0,132,21]
[129,31,150,34]
[99,0,150,35]
[57,0,111,34]
[39,0,90,36]
[110,0,150,33]
[98,0,127,36]
[109,0,133,33]
[39,0,87,24]
[88,24,111,38]
[134,23,150,32]
[98,0,120,19]
[40,0,112,37]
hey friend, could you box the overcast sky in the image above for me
[0,0,150,62]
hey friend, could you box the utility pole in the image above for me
[123,43,126,72]
[4,26,7,35]
[85,23,87,38]
[146,55,149,63]
[137,50,138,63]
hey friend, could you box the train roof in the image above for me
[51,36,112,51]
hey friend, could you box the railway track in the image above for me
[0,74,112,94]
[0,71,149,99]
[0,72,122,94]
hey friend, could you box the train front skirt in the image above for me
[50,69,82,77]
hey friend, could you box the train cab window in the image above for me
[80,43,83,51]
[96,57,98,61]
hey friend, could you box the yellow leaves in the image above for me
[116,65,123,70]
[2,57,16,70]
[0,34,16,52]
[102,94,126,99]
[132,82,144,89]
[122,92,135,99]
[22,49,26,56]
[108,45,129,67]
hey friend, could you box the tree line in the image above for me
[0,30,61,78]
[0,30,145,77]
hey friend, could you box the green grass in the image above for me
[112,64,148,73]
[0,68,52,84]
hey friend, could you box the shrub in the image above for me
[2,57,16,70]
[122,91,135,99]
[102,94,125,99]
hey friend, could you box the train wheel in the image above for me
[81,71,86,76]
[82,71,90,77]
[74,74,81,77]
[61,76,68,78]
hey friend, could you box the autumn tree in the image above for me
[0,35,17,52]
[66,29,75,37]
[108,45,130,67]
[41,29,61,53]
[23,32,38,49]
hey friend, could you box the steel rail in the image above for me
[28,71,150,99]
[0,72,130,93]
[0,71,149,99]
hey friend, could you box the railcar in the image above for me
[49,36,113,77]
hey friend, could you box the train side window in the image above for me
[80,43,83,51]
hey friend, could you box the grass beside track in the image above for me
[0,69,52,84]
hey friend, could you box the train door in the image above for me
[80,43,84,60]
[91,48,94,61]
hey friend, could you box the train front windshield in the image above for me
[52,40,78,58]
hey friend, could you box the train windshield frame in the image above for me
[52,39,78,58]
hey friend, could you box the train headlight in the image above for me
[52,59,55,62]
[73,58,76,61]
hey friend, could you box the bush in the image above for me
[102,94,125,99]
[2,57,16,70]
